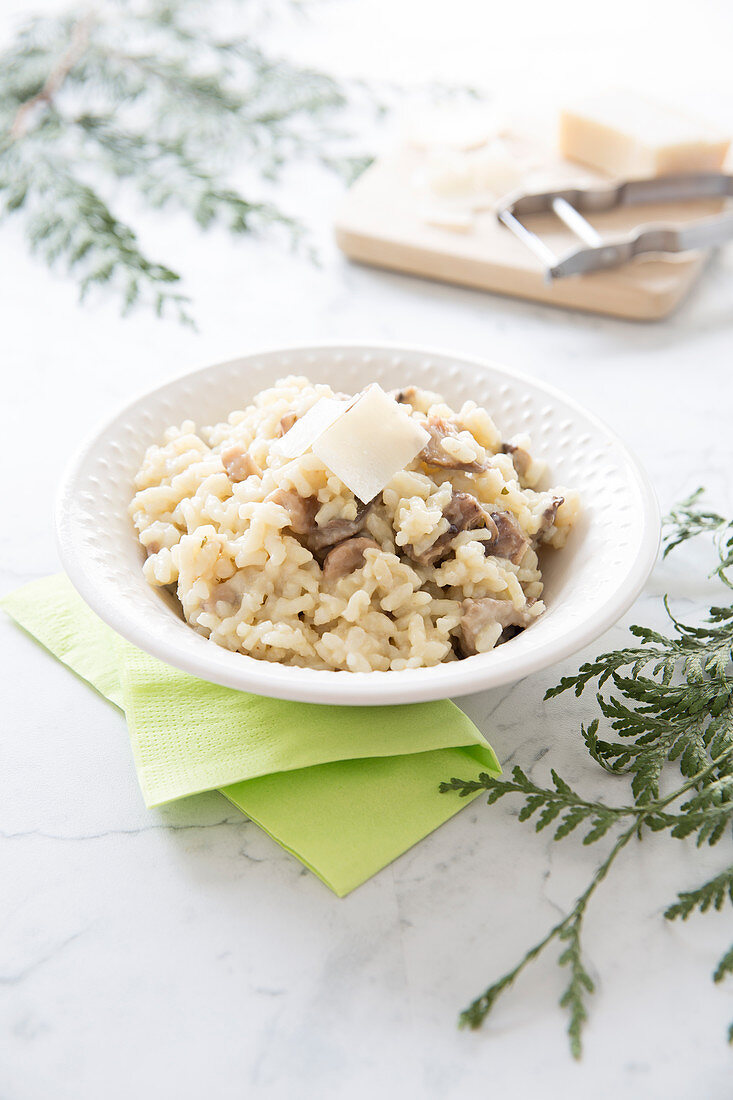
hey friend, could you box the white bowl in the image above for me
[56,343,660,705]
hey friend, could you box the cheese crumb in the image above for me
[419,205,474,233]
[423,141,524,201]
[403,104,499,152]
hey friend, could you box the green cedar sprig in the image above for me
[0,0,377,322]
[440,489,733,1057]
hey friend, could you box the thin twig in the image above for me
[9,14,94,141]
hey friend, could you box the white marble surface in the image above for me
[2,1,733,1096]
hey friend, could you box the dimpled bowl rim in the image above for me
[55,342,660,705]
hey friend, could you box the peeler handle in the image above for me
[549,210,733,279]
[497,172,733,280]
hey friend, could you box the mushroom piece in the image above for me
[322,537,381,582]
[501,442,532,481]
[535,496,565,543]
[445,490,489,532]
[268,490,374,557]
[307,509,372,553]
[278,412,298,437]
[268,488,319,535]
[222,446,260,483]
[459,597,535,656]
[392,386,419,406]
[388,386,443,413]
[418,417,487,474]
[485,510,530,565]
[408,491,494,566]
[201,580,241,615]
[306,501,374,554]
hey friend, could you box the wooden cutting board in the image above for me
[335,146,719,320]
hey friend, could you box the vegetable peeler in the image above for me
[496,172,733,280]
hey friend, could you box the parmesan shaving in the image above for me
[272,396,352,459]
[312,385,430,503]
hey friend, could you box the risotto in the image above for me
[130,377,579,672]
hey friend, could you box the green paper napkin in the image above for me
[3,575,500,895]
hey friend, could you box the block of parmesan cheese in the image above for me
[559,90,730,178]
[312,384,430,503]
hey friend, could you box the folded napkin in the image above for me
[2,576,500,896]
